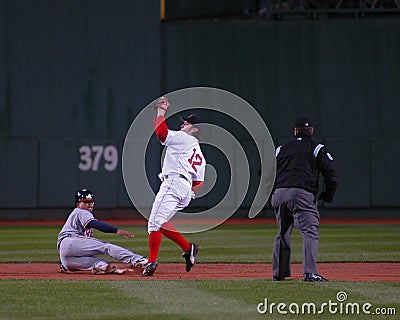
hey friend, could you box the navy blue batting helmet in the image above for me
[75,189,95,204]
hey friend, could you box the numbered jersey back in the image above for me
[161,130,206,182]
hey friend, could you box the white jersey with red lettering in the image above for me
[148,129,206,233]
[159,130,205,182]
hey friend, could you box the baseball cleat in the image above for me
[182,243,199,272]
[131,257,148,269]
[302,273,329,282]
[91,264,117,275]
[114,268,128,275]
[142,262,158,276]
[272,276,285,281]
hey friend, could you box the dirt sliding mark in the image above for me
[0,263,399,282]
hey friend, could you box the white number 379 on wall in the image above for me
[79,145,118,172]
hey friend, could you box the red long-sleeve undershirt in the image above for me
[153,115,168,143]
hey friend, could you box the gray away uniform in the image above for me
[57,208,144,271]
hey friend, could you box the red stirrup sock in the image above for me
[148,231,162,262]
[160,222,191,252]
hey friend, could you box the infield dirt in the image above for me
[1,218,399,282]
[0,262,399,282]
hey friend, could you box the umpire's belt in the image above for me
[163,174,189,182]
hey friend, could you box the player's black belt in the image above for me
[164,174,189,182]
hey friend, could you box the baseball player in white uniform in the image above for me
[58,189,148,274]
[143,96,206,276]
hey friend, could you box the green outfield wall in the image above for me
[0,0,161,214]
[1,0,400,219]
[161,18,400,211]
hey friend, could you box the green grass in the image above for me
[0,223,399,319]
[0,224,399,263]
[0,279,398,320]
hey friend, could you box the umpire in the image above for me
[271,114,337,282]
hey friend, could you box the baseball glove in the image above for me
[318,191,333,203]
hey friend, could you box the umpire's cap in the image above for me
[180,114,204,125]
[75,188,95,204]
[294,114,313,128]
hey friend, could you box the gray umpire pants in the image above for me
[271,187,320,277]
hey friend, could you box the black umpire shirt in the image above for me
[274,134,337,201]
